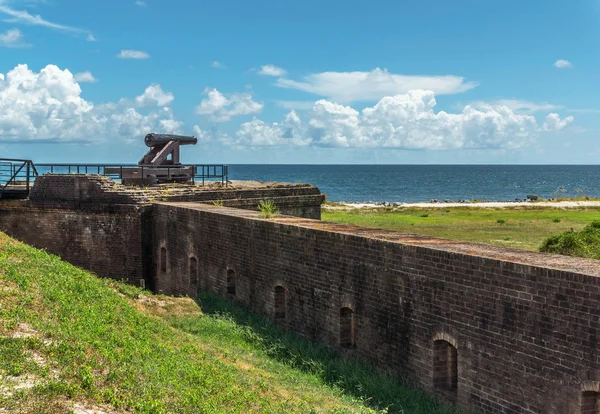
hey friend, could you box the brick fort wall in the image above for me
[0,175,324,289]
[153,202,600,414]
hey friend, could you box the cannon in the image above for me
[106,133,199,185]
[139,133,198,166]
[144,133,198,147]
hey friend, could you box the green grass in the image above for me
[322,207,600,251]
[258,199,280,219]
[0,232,456,413]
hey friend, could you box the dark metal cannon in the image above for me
[106,133,199,185]
[140,133,198,166]
[144,133,198,147]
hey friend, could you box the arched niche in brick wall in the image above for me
[581,382,600,414]
[226,268,236,296]
[432,333,458,394]
[160,246,167,273]
[340,307,355,348]
[274,285,286,320]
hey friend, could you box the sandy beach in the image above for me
[325,200,600,209]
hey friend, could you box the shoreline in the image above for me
[324,200,600,209]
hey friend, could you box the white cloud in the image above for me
[211,61,225,69]
[192,125,231,145]
[0,5,95,40]
[543,113,574,131]
[0,28,29,48]
[471,99,563,114]
[104,106,182,139]
[117,49,150,59]
[276,68,478,103]
[73,71,97,83]
[195,88,263,122]
[135,1,147,6]
[553,59,573,69]
[0,64,181,143]
[135,84,174,107]
[259,64,286,77]
[232,90,574,150]
[236,111,311,147]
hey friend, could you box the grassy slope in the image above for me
[0,233,456,414]
[322,207,600,251]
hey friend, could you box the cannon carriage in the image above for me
[105,133,198,185]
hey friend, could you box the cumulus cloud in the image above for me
[0,28,29,48]
[276,68,477,103]
[192,125,231,145]
[195,88,263,122]
[258,64,286,77]
[236,111,311,147]
[232,90,574,150]
[117,49,150,59]
[73,71,97,83]
[135,84,174,107]
[211,61,225,69]
[553,59,573,69]
[0,5,95,41]
[0,64,181,143]
[543,113,574,131]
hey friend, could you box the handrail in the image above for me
[0,160,229,196]
[33,163,229,186]
[0,159,38,198]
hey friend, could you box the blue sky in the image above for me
[0,0,598,164]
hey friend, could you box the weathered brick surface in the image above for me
[153,203,600,414]
[0,203,151,286]
[0,175,323,290]
[28,174,323,219]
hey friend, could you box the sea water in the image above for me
[228,165,600,203]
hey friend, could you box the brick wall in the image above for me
[0,203,151,286]
[28,174,324,219]
[0,175,323,288]
[153,202,600,414]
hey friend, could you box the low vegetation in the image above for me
[258,199,280,218]
[322,207,600,251]
[540,221,600,259]
[0,232,456,413]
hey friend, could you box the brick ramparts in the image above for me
[0,175,324,289]
[153,202,600,414]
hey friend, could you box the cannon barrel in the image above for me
[144,133,198,147]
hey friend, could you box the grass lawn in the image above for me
[0,232,456,414]
[322,207,600,251]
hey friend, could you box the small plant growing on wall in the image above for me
[212,199,224,207]
[258,200,279,219]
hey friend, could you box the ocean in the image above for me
[228,165,600,203]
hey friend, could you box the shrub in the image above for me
[497,219,505,224]
[552,218,561,223]
[258,200,280,219]
[540,221,600,259]
[420,213,429,218]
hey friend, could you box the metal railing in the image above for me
[35,163,229,186]
[0,158,39,198]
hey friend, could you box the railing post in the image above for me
[26,162,30,193]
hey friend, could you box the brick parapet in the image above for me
[153,202,600,414]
